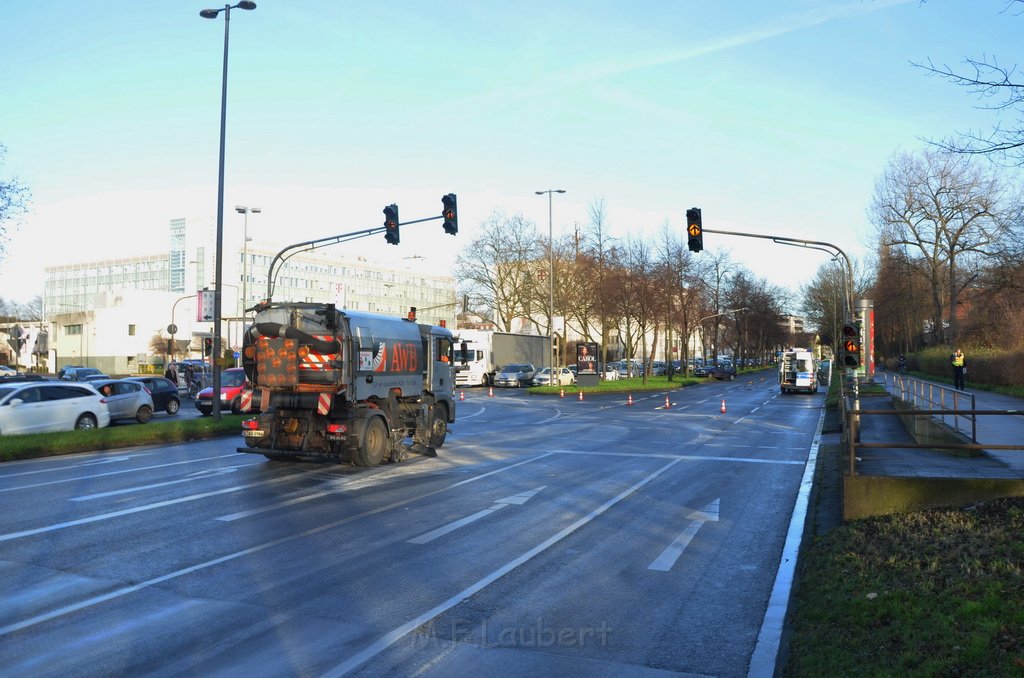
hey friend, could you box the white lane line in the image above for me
[407,487,546,544]
[0,454,556,636]
[217,453,554,522]
[0,467,327,543]
[648,499,721,572]
[70,466,242,501]
[323,457,685,678]
[747,408,824,677]
[0,454,243,493]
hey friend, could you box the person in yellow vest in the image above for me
[950,348,965,390]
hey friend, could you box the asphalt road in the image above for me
[0,372,823,677]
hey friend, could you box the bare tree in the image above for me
[0,143,31,259]
[454,212,542,332]
[913,0,1024,165]
[868,149,1014,344]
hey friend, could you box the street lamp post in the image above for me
[235,206,260,316]
[535,189,565,373]
[200,0,256,419]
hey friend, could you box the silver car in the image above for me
[532,366,575,386]
[92,379,155,424]
[0,381,111,435]
[493,363,537,388]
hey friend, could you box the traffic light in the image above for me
[383,204,400,245]
[204,337,213,355]
[686,207,703,253]
[842,323,861,368]
[442,193,458,235]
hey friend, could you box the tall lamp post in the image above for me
[535,189,565,373]
[235,206,260,316]
[200,0,256,419]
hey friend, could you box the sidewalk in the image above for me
[864,372,1024,478]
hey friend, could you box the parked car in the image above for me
[92,379,155,423]
[194,367,263,415]
[0,380,110,435]
[124,376,180,415]
[710,362,737,380]
[0,365,17,377]
[61,367,105,382]
[532,366,576,387]
[492,363,537,388]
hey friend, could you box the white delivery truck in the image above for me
[779,349,818,394]
[454,329,550,387]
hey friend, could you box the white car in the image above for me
[532,367,576,386]
[0,365,17,377]
[0,381,111,435]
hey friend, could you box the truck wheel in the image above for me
[355,416,388,467]
[428,405,448,447]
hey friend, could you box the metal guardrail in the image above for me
[885,373,976,441]
[844,406,1024,476]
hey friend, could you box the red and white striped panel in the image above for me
[317,393,332,415]
[240,390,253,412]
[300,334,341,371]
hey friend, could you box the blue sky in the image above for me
[1,1,1019,305]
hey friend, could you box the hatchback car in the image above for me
[0,365,17,377]
[492,363,536,388]
[124,376,180,415]
[0,381,110,435]
[532,366,576,386]
[92,379,155,424]
[195,367,263,415]
[61,367,106,382]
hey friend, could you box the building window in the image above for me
[128,324,136,336]
[66,324,82,336]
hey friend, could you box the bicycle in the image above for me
[186,377,202,399]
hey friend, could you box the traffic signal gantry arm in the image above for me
[260,194,458,306]
[699,227,855,316]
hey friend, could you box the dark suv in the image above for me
[124,376,181,415]
[61,367,105,382]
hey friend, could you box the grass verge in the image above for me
[787,369,1024,676]
[0,415,246,462]
[786,494,1024,676]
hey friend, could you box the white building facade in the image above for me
[42,217,456,374]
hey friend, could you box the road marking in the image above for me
[0,454,556,635]
[408,487,545,544]
[70,466,242,501]
[648,499,720,571]
[0,454,242,493]
[323,457,684,678]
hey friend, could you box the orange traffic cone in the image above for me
[664,395,671,409]
[578,390,584,401]
[627,393,633,406]
[459,390,465,401]
[720,399,727,413]
[488,386,494,398]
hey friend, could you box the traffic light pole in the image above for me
[262,215,444,304]
[700,228,854,317]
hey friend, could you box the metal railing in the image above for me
[844,405,1024,476]
[885,373,976,441]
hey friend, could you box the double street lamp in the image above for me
[200,0,256,419]
[535,189,566,373]
[235,205,260,316]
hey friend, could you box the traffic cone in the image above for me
[720,399,727,413]
[560,388,565,398]
[459,390,465,401]
[488,386,494,397]
[664,395,671,409]
[627,393,633,406]
[578,390,584,401]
